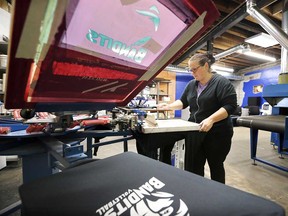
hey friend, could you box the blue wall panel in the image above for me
[175,73,193,117]
[242,65,280,107]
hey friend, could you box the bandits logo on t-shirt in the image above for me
[95,177,189,216]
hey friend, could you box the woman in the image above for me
[158,53,237,184]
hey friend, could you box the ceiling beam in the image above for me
[271,1,283,15]
[226,28,254,39]
[172,0,280,65]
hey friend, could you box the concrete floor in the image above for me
[0,126,287,215]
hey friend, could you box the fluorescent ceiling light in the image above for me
[211,65,234,73]
[244,51,276,62]
[214,45,243,60]
[245,32,279,48]
[165,65,188,73]
[215,71,233,76]
[214,44,250,60]
[215,71,244,80]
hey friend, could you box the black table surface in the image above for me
[19,152,285,216]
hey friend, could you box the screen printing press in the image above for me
[237,84,288,172]
[0,114,200,184]
[1,0,219,180]
[0,0,285,215]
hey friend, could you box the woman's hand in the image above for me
[199,118,214,132]
[156,100,183,111]
[199,107,228,132]
[157,103,170,110]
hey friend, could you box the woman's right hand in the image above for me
[157,103,170,110]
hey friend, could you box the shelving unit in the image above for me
[145,78,171,119]
[0,41,8,167]
[0,42,8,107]
[149,78,171,104]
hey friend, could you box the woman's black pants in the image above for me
[184,129,233,184]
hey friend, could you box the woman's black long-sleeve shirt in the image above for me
[180,73,237,132]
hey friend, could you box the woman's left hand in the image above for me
[199,118,214,132]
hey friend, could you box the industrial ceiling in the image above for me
[172,0,284,75]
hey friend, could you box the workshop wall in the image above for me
[231,81,244,107]
[241,65,280,107]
